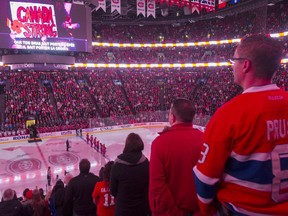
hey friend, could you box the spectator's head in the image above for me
[23,188,32,200]
[39,188,45,199]
[31,189,43,205]
[2,188,16,201]
[52,180,64,195]
[79,158,90,174]
[99,167,105,181]
[169,98,195,125]
[232,34,283,87]
[103,161,114,181]
[23,188,29,197]
[123,133,144,153]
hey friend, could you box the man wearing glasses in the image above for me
[193,34,288,215]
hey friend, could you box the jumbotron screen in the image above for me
[0,0,92,52]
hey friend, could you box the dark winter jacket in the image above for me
[110,152,150,216]
[63,173,100,216]
[0,199,24,216]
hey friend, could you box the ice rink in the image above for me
[0,126,163,198]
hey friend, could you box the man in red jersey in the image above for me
[149,98,204,216]
[193,34,288,216]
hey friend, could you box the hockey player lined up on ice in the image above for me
[86,133,89,144]
[90,135,94,147]
[99,142,103,153]
[91,136,96,148]
[93,137,97,149]
[100,143,106,156]
[96,140,100,151]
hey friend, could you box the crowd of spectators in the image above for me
[88,70,133,117]
[76,44,235,64]
[0,66,286,136]
[0,172,74,216]
[3,72,56,134]
[50,71,98,126]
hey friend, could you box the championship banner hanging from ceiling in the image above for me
[137,0,146,17]
[111,0,121,14]
[98,0,217,18]
[97,0,106,12]
[201,0,215,12]
[191,0,200,14]
[147,0,156,18]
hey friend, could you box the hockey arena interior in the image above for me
[0,0,287,215]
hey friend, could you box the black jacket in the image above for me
[110,152,150,216]
[53,187,67,216]
[63,172,100,216]
[0,199,24,216]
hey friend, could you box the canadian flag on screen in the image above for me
[218,0,227,8]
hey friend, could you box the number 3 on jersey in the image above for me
[198,143,209,164]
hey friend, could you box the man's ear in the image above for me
[243,59,252,74]
[171,113,176,123]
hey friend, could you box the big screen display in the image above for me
[0,0,92,52]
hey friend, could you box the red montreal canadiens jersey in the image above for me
[92,181,115,216]
[194,85,288,216]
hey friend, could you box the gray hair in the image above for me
[2,188,15,201]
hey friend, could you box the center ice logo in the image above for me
[8,158,41,174]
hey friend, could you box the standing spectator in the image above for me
[92,161,115,216]
[54,174,73,216]
[49,180,65,216]
[110,133,150,216]
[47,167,52,187]
[193,34,288,215]
[39,188,45,200]
[23,189,47,216]
[149,98,204,216]
[0,188,24,216]
[63,159,100,216]
[98,167,105,181]
[21,188,32,206]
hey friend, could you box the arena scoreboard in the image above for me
[0,0,92,53]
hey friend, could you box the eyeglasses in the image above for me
[229,57,247,65]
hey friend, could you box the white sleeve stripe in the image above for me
[223,173,272,191]
[193,166,220,185]
[231,151,271,162]
[229,203,274,216]
[197,194,213,204]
